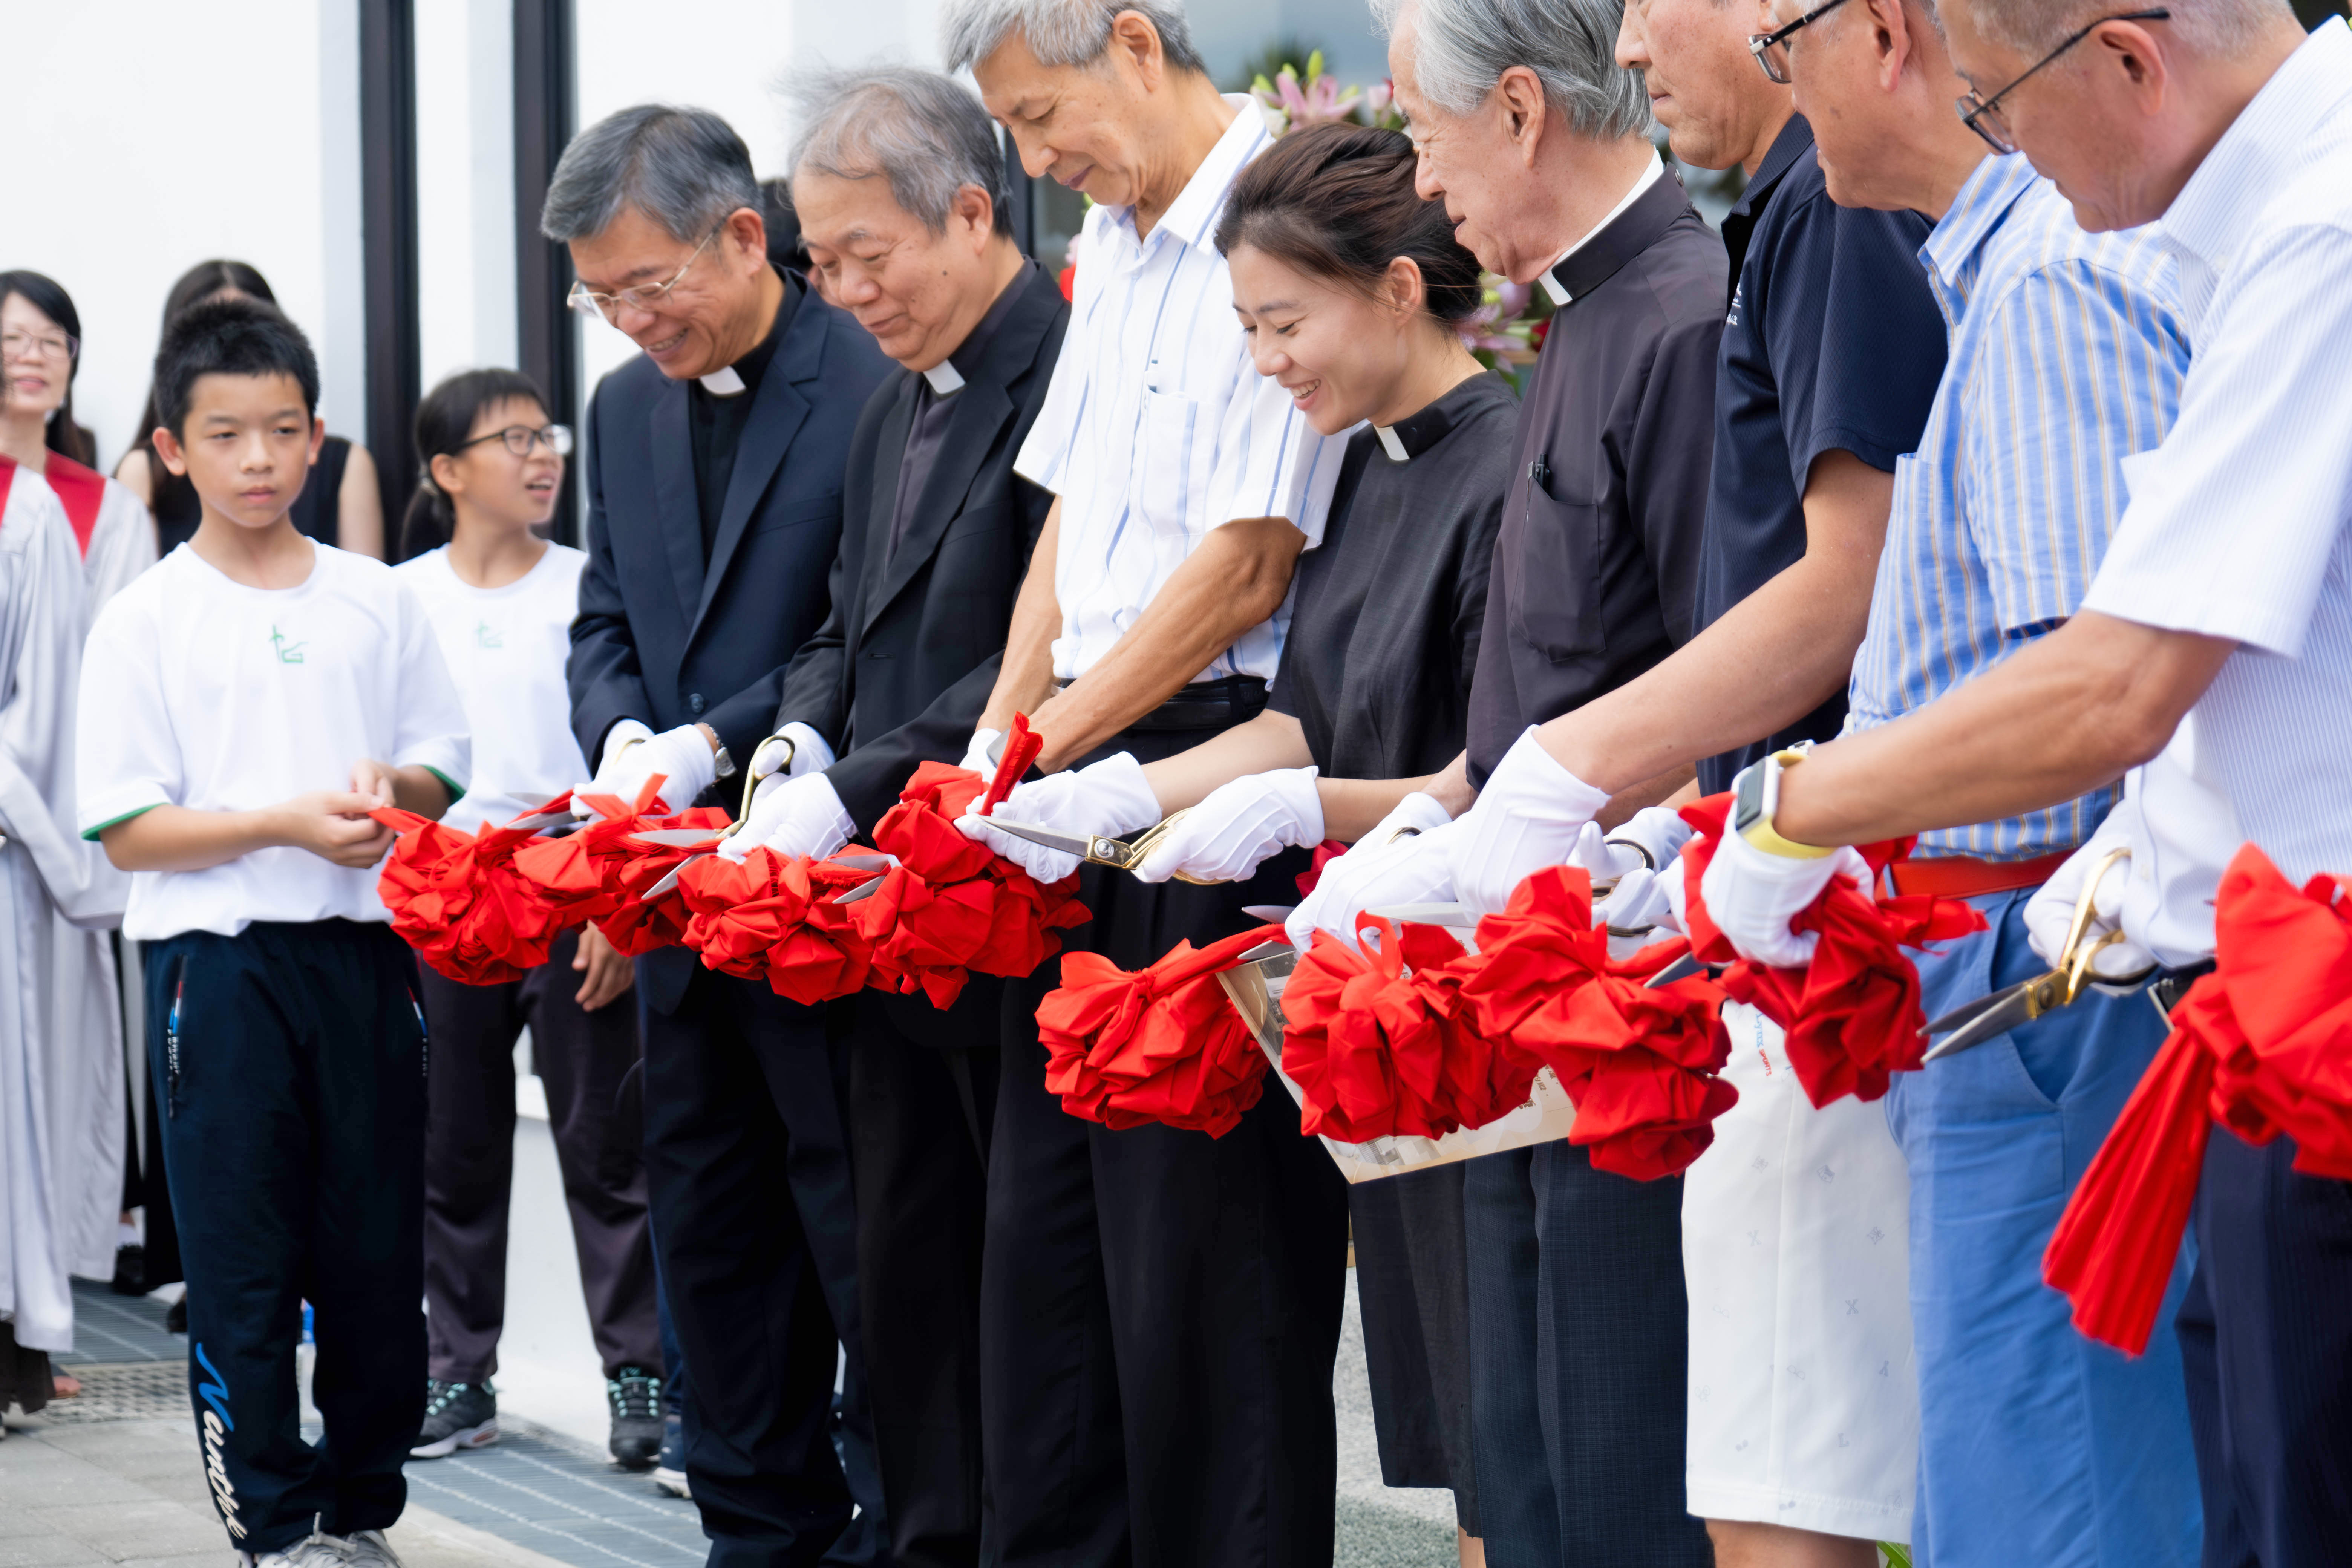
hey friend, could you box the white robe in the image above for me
[0,460,129,1352]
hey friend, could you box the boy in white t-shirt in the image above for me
[75,296,469,1568]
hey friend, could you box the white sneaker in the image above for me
[238,1529,351,1566]
[337,1530,404,1567]
[652,1463,691,1499]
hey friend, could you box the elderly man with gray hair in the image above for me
[727,64,1070,1568]
[930,0,1355,1561]
[546,103,896,1563]
[1281,0,1726,1563]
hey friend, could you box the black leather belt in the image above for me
[1093,674,1269,733]
[2147,959,2218,1021]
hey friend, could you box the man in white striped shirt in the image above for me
[937,0,1352,1561]
[1712,1,2352,1556]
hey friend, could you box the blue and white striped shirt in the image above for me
[1014,98,1352,684]
[1846,154,2188,859]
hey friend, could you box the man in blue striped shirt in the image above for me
[1706,2,2205,1563]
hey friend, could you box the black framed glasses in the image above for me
[459,423,573,459]
[1749,0,1854,85]
[1957,9,2170,154]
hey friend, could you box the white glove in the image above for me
[718,771,856,863]
[2026,821,2157,983]
[1699,822,1873,968]
[1595,865,1672,936]
[1285,793,1458,954]
[774,722,835,778]
[958,728,1004,778]
[1443,729,1612,917]
[1660,852,1691,935]
[1566,820,1647,887]
[957,752,1163,882]
[1133,767,1324,885]
[577,721,717,818]
[1606,805,1695,874]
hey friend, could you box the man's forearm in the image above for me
[1138,711,1314,813]
[1026,516,1306,773]
[1772,611,2236,848]
[978,502,1064,739]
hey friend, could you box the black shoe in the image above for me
[165,1294,187,1334]
[412,1378,498,1458]
[608,1366,663,1470]
[110,1244,146,1296]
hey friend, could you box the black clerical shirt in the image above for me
[1465,169,1728,786]
[688,269,799,555]
[885,260,1037,563]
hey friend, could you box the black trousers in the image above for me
[2179,1130,2352,1567]
[1464,1143,1709,1568]
[148,919,427,1554]
[848,994,996,1568]
[1351,1164,1479,1534]
[417,925,660,1382]
[980,724,1351,1568]
[640,967,883,1567]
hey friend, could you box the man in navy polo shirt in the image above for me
[1424,2,1949,1561]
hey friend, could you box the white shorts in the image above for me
[1683,1001,1920,1543]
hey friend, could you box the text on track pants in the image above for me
[146,919,428,1554]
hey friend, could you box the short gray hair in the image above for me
[786,67,1013,233]
[940,0,1207,76]
[541,104,764,244]
[1957,0,2294,56]
[1374,0,1651,139]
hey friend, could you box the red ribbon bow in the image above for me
[2043,844,2352,1354]
[675,848,878,1003]
[1035,924,1285,1138]
[1283,916,1545,1142]
[371,803,567,985]
[505,776,731,957]
[1678,794,1986,1109]
[1455,866,1735,1180]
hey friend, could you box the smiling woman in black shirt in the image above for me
[1122,121,1517,1550]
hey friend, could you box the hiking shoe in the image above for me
[410,1379,497,1458]
[652,1412,690,1497]
[608,1366,663,1469]
[337,1529,405,1567]
[239,1527,351,1566]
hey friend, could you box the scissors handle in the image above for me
[1117,810,1217,885]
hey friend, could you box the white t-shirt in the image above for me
[75,542,471,941]
[394,542,590,832]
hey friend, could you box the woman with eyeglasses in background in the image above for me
[389,369,668,1470]
[115,259,386,561]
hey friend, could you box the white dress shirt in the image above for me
[1014,97,1352,684]
[2079,17,2352,908]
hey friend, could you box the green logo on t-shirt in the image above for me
[475,620,504,649]
[270,626,306,665]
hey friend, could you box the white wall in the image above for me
[9,0,366,472]
[415,0,519,396]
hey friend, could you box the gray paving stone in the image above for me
[0,1536,110,1568]
[23,1502,215,1562]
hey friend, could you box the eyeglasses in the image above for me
[1957,9,2170,154]
[1749,0,1853,85]
[1,329,77,363]
[458,423,573,458]
[566,226,722,323]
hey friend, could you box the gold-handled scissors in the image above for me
[631,732,809,899]
[981,810,1218,884]
[1921,847,2152,1061]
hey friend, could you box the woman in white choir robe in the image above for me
[0,449,128,1416]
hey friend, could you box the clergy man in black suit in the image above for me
[724,68,1068,1568]
[544,104,895,1566]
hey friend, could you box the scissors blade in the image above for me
[1645,952,1703,989]
[629,828,726,848]
[643,851,713,900]
[1240,904,1295,924]
[833,875,889,905]
[981,816,1101,860]
[1920,981,2044,1062]
[1364,902,1479,927]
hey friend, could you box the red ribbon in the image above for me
[1458,866,1735,1180]
[371,804,567,985]
[1678,793,1986,1109]
[2043,844,2352,1354]
[675,849,878,1003]
[1294,839,1349,900]
[1283,916,1545,1142]
[1037,923,1284,1138]
[503,776,731,957]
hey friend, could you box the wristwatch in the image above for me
[1733,748,1833,861]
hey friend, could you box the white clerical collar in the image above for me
[699,365,748,397]
[1374,424,1410,462]
[1539,150,1666,307]
[922,359,967,396]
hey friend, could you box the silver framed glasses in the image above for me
[1749,0,1854,85]
[1957,9,2170,154]
[0,328,77,363]
[566,226,722,323]
[458,423,573,458]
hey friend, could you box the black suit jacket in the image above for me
[775,264,1067,1046]
[570,277,894,1013]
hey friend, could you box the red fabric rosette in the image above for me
[507,776,730,957]
[1455,867,1735,1180]
[1035,924,1285,1138]
[371,805,567,985]
[2043,844,2352,1354]
[675,848,878,1003]
[1677,793,1986,1109]
[1282,916,1542,1141]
